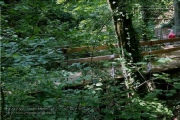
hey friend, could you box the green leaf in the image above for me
[83,75,91,80]
[83,67,91,71]
[71,63,82,69]
[45,98,56,104]
[42,101,49,106]
[157,58,172,64]
[96,82,103,86]
[95,88,102,90]
[174,83,180,89]
[76,76,83,82]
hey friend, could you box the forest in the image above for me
[1,0,180,120]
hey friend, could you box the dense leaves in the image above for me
[1,0,180,120]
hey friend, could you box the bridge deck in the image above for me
[65,48,180,83]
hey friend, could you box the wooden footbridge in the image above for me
[60,38,180,83]
[62,38,180,64]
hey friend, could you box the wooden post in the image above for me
[174,0,180,36]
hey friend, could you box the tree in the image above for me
[107,0,143,98]
[1,0,179,119]
[174,0,180,36]
[107,0,141,62]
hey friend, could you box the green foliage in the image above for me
[1,0,180,120]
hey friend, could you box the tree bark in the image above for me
[107,0,141,63]
[107,0,142,98]
[174,0,180,36]
[1,87,5,120]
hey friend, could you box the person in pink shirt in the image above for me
[168,30,176,39]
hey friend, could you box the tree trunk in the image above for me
[107,0,142,97]
[174,0,180,36]
[107,0,141,63]
[1,87,5,120]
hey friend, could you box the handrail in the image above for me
[62,38,180,64]
[142,47,180,55]
[62,38,180,54]
[140,38,180,46]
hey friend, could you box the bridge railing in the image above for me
[61,38,180,64]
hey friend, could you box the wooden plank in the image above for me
[61,38,180,64]
[140,38,180,46]
[141,47,180,55]
[61,45,111,54]
[67,47,180,64]
[62,38,180,53]
[66,45,109,54]
[68,54,119,64]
